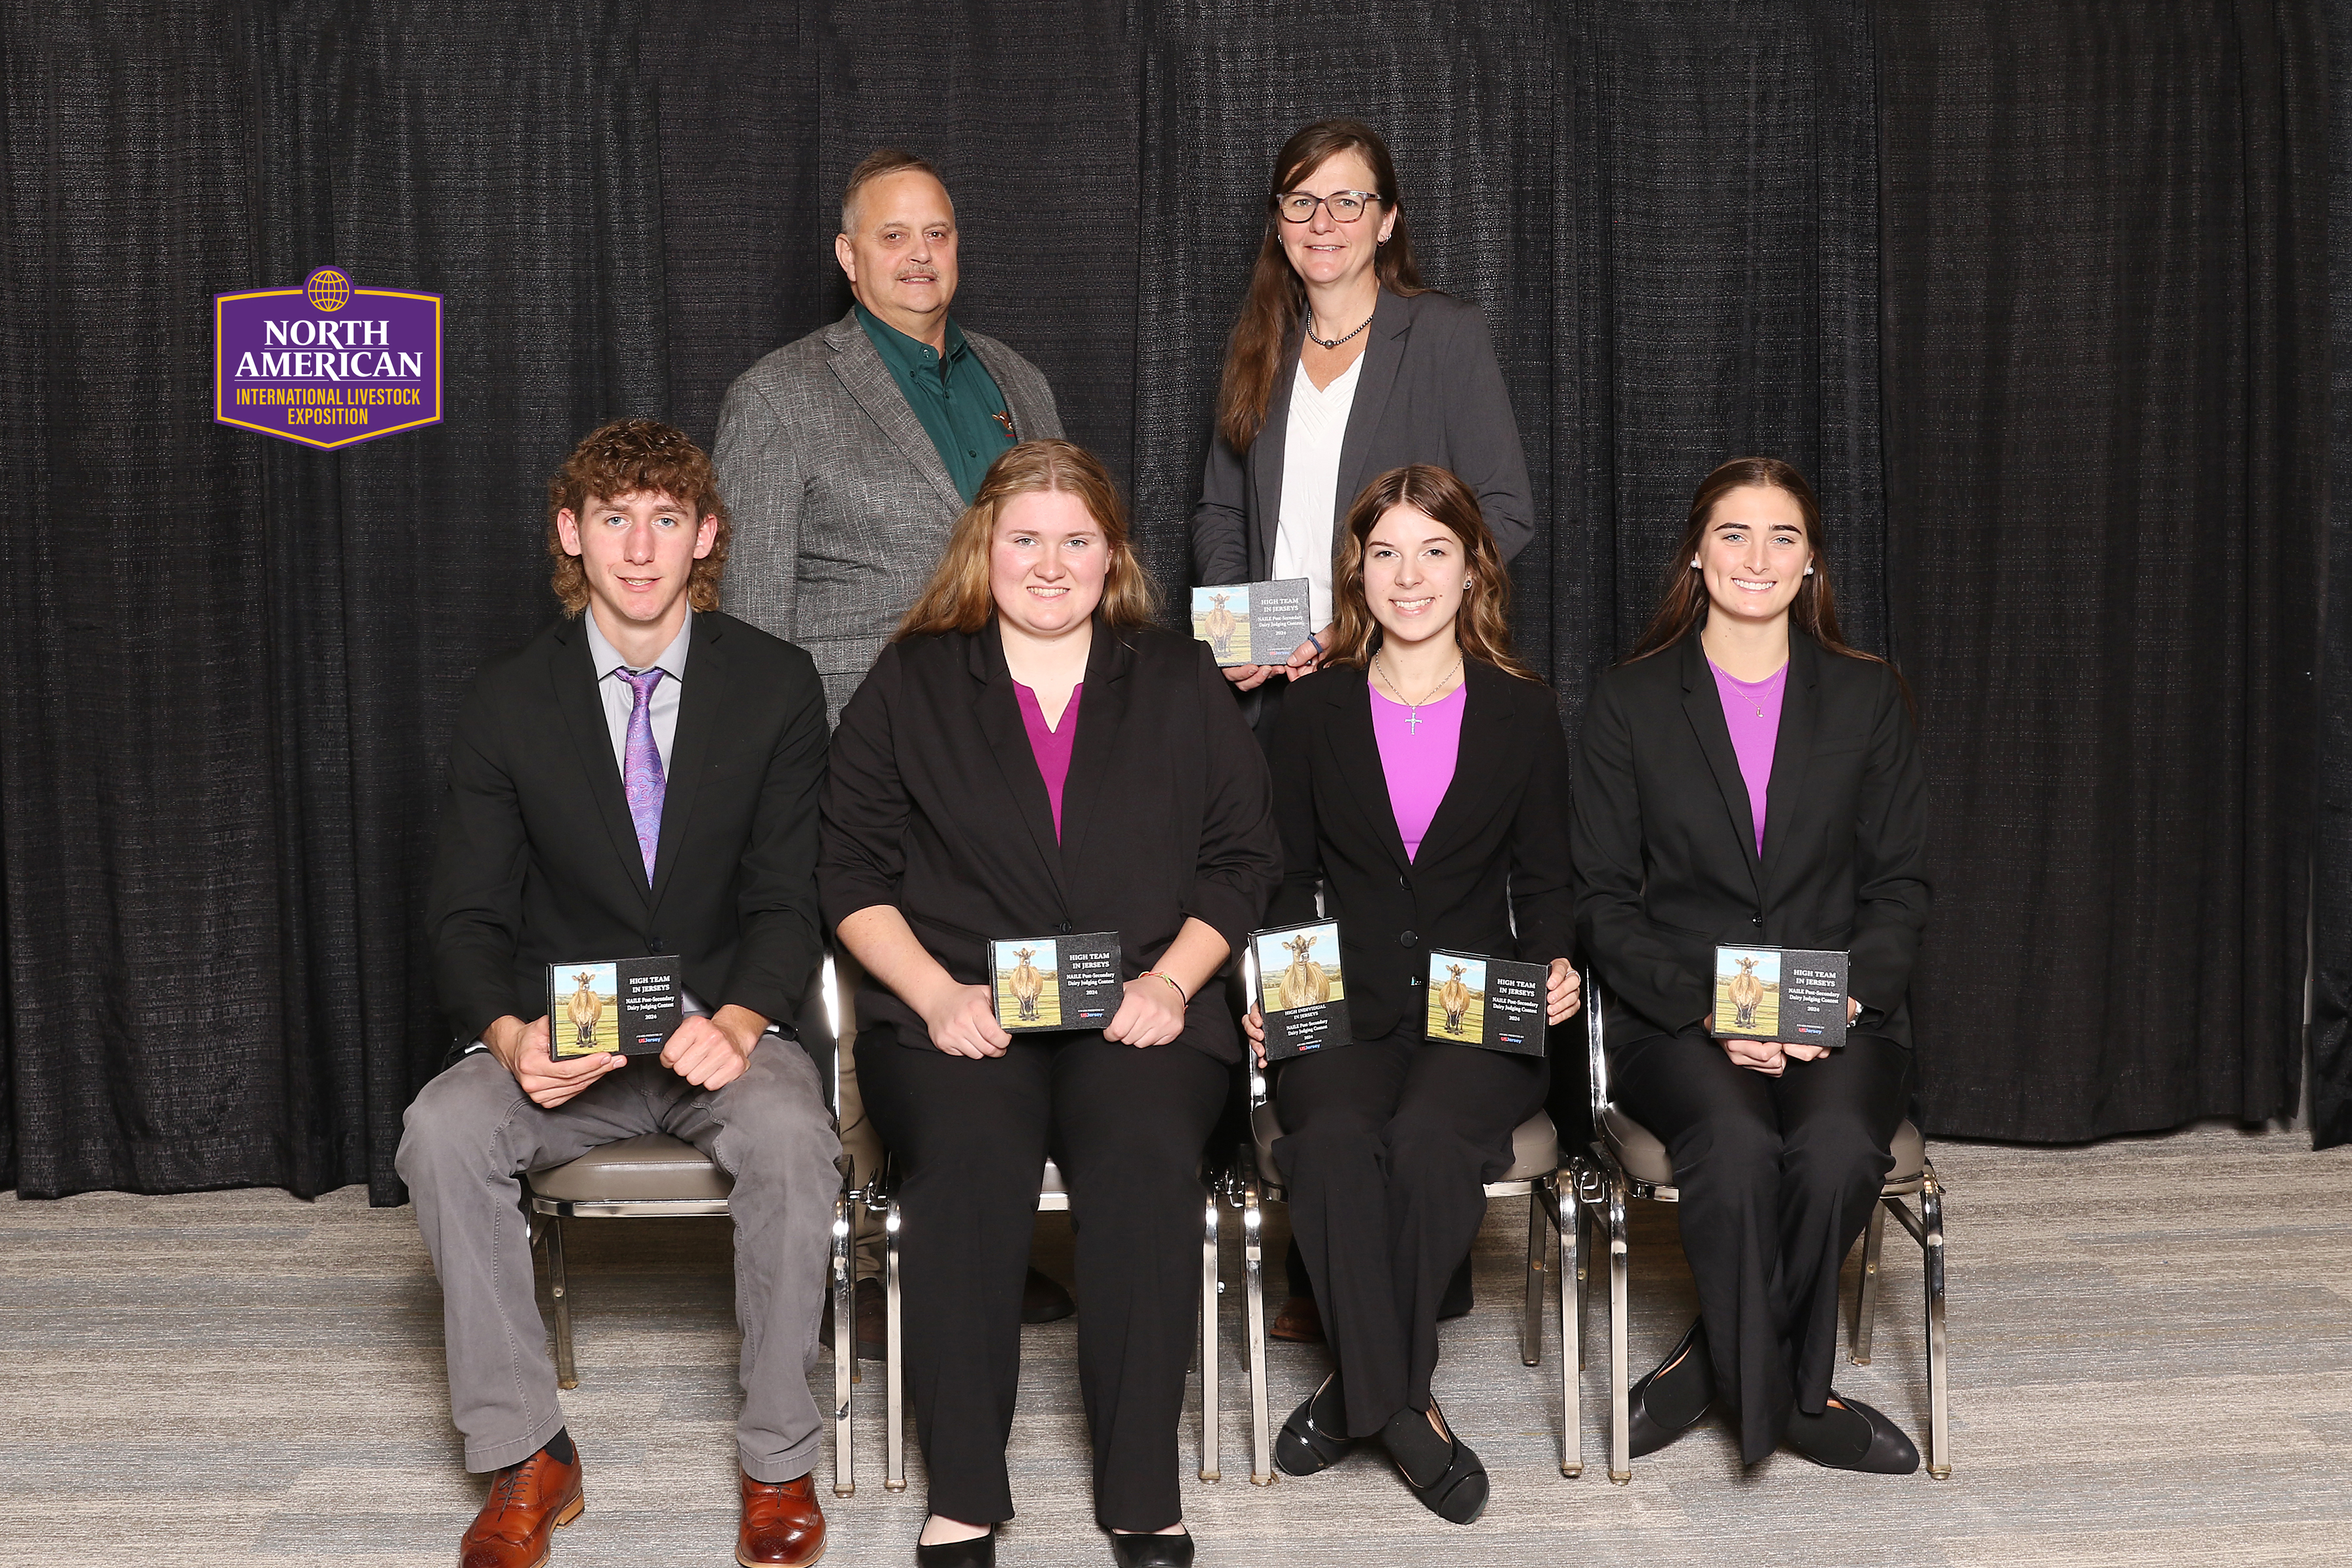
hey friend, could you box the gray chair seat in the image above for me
[1598,1106,1924,1192]
[527,1132,732,1203]
[1250,1102,1560,1190]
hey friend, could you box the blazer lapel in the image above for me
[1678,634,1765,895]
[969,333,1050,442]
[1329,289,1412,536]
[1757,632,1820,896]
[647,613,722,916]
[553,619,654,909]
[1247,337,1299,582]
[824,312,965,514]
[1053,623,1132,879]
[1409,662,1505,868]
[1328,668,1413,874]
[969,623,1071,907]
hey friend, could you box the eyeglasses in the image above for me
[1275,190,1383,223]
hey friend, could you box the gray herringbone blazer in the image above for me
[714,310,1062,721]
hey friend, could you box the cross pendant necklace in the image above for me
[1376,649,1462,736]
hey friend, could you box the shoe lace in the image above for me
[481,1455,539,1533]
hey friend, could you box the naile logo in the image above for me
[214,267,442,449]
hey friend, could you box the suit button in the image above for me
[1399,930,1418,947]
[1399,874,1410,890]
[1057,922,1073,936]
[648,936,662,953]
[1750,917,1763,929]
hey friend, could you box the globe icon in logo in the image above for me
[305,267,351,313]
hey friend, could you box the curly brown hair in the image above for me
[546,418,730,615]
[1322,464,1537,681]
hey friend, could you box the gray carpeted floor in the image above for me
[3,1120,2347,1568]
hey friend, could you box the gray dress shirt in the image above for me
[581,610,689,771]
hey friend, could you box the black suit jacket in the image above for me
[1190,289,1539,584]
[817,618,1284,1064]
[428,610,830,1047]
[1268,660,1575,1041]
[1570,629,1931,1049]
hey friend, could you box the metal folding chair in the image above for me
[1230,1053,1582,1483]
[523,955,865,1495]
[871,1154,1226,1492]
[1565,970,1951,1483]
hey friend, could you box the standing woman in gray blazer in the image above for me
[1189,118,1537,702]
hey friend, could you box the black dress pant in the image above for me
[1610,1028,1912,1463]
[1271,1032,1547,1438]
[857,1025,1228,1532]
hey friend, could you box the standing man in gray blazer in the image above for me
[716,147,1064,722]
[715,147,1071,1358]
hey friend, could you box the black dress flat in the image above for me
[916,1526,997,1567]
[1107,1529,1194,1567]
[1627,1316,1716,1457]
[1273,1372,1354,1476]
[1380,1403,1488,1525]
[1785,1392,1920,1475]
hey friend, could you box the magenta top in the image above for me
[1708,658,1788,855]
[1014,680,1083,838]
[1370,681,1466,861]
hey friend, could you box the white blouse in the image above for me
[1271,352,1364,630]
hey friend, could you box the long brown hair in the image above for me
[1625,457,1906,698]
[546,418,730,615]
[895,439,1159,639]
[1213,120,1430,455]
[1322,465,1537,681]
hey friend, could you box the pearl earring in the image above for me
[1690,558,1701,568]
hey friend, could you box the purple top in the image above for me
[1014,680,1083,839]
[1370,681,1466,861]
[1708,658,1788,854]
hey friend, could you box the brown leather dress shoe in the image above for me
[738,1468,826,1567]
[459,1446,584,1568]
[1269,1294,1325,1344]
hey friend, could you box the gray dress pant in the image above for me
[395,1043,840,1480]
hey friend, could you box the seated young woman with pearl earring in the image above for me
[1241,462,1579,1524]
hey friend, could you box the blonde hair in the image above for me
[895,440,1160,639]
[1322,464,1536,681]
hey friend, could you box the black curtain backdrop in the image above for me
[0,1,2334,1200]
[1880,1,2323,1142]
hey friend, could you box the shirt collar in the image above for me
[583,608,691,683]
[855,301,968,378]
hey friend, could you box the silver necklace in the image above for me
[1306,310,1374,351]
[1375,650,1462,735]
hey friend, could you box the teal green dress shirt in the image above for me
[855,304,1018,504]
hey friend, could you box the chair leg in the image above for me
[884,1198,907,1492]
[1850,1196,1888,1365]
[1520,1185,1546,1367]
[1607,1182,1631,1485]
[547,1217,578,1392]
[1921,1169,1951,1480]
[831,1189,856,1497]
[1554,1175,1581,1478]
[1243,1166,1273,1486]
[1575,1195,1593,1373]
[1200,1187,1221,1482]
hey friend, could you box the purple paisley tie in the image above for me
[619,667,666,884]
